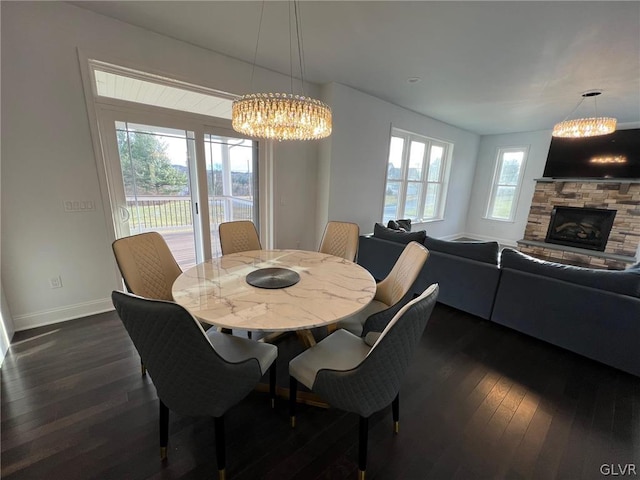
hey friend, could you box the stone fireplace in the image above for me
[545,206,616,251]
[518,180,640,270]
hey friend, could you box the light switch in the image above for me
[64,200,96,213]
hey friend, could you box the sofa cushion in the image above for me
[373,223,426,245]
[387,220,401,230]
[396,219,412,231]
[423,236,500,265]
[387,219,412,231]
[500,248,640,297]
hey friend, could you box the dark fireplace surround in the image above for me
[545,206,616,252]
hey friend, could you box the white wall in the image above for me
[320,83,480,238]
[272,141,319,250]
[465,130,552,245]
[0,35,15,360]
[315,83,334,243]
[0,283,15,363]
[1,2,318,331]
[0,50,15,359]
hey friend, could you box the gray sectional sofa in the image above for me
[356,233,640,377]
[492,248,640,377]
[358,234,500,320]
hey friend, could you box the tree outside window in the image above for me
[117,129,188,196]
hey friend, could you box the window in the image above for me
[90,60,233,119]
[486,146,529,221]
[382,129,451,223]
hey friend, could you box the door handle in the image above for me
[119,205,131,223]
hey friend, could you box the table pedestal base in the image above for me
[259,329,317,348]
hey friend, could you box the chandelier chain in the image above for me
[294,1,306,96]
[560,96,585,123]
[289,2,294,94]
[249,1,266,92]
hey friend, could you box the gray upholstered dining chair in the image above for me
[219,220,262,255]
[112,231,184,375]
[288,284,439,480]
[318,221,360,262]
[333,241,429,336]
[111,291,278,480]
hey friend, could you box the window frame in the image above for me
[485,145,530,222]
[382,128,452,224]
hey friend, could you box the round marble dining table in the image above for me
[171,249,377,333]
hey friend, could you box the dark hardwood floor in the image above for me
[2,303,639,479]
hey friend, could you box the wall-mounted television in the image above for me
[543,128,640,179]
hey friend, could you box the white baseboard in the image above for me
[439,232,465,241]
[13,298,114,332]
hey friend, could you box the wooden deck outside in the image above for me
[127,195,254,270]
[157,228,223,271]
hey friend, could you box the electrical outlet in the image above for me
[49,276,63,289]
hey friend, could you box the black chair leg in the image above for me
[289,376,298,427]
[269,360,277,408]
[214,416,226,480]
[159,399,169,460]
[359,416,369,480]
[392,394,399,434]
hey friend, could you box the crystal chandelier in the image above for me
[232,93,331,141]
[232,2,332,141]
[552,90,617,138]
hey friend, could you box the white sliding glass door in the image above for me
[116,121,199,269]
[97,107,259,269]
[204,131,258,257]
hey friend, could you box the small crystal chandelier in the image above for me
[552,90,617,138]
[232,2,332,141]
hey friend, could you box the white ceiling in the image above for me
[71,1,640,135]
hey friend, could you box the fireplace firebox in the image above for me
[545,206,616,251]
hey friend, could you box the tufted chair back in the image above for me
[375,241,429,306]
[318,221,360,261]
[112,232,182,301]
[219,220,262,255]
